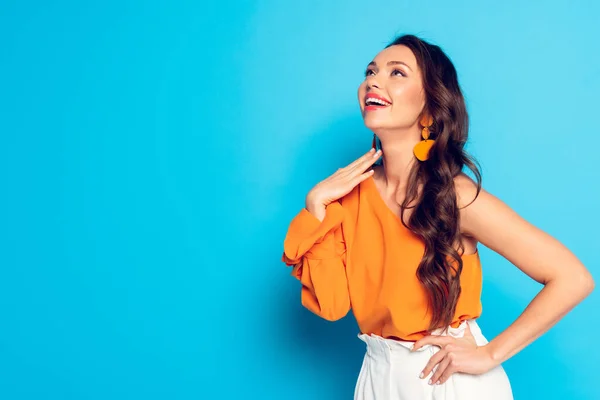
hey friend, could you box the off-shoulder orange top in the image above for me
[281,175,483,341]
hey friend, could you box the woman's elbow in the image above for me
[560,269,595,300]
[579,271,595,297]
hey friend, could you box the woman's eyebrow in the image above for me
[366,60,413,71]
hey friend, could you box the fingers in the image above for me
[345,149,381,177]
[342,148,377,171]
[421,343,467,386]
[429,354,454,385]
[341,149,381,177]
[348,169,375,187]
[417,329,483,386]
[419,349,446,381]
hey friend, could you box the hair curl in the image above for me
[379,34,483,332]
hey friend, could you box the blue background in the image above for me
[1,0,599,399]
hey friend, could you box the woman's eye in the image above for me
[364,68,404,77]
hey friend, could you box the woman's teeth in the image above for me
[365,98,391,106]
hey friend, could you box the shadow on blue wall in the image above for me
[273,114,370,399]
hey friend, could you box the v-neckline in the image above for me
[362,174,480,260]
[363,174,411,230]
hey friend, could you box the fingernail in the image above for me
[436,380,441,385]
[419,372,424,379]
[428,379,432,385]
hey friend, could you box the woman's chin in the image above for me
[363,119,389,132]
[362,110,391,124]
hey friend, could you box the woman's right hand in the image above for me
[305,148,382,220]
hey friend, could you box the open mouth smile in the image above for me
[364,93,392,111]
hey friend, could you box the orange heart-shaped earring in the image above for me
[413,114,435,161]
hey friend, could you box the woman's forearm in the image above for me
[484,273,594,365]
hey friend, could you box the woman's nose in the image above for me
[367,78,381,90]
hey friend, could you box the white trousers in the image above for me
[354,319,513,400]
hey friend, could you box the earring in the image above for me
[413,114,435,161]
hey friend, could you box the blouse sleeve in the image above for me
[281,201,351,321]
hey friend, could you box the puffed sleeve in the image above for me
[281,201,351,321]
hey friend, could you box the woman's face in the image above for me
[357,45,426,133]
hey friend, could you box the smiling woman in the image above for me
[280,33,594,400]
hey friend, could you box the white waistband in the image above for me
[357,318,488,353]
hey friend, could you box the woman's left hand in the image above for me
[411,323,498,385]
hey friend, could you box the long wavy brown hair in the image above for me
[379,34,483,332]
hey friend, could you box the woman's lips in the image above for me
[364,104,390,111]
[364,93,392,111]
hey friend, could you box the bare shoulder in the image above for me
[452,173,483,250]
[453,172,498,239]
[452,172,513,237]
[453,172,482,210]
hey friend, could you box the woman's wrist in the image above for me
[305,193,327,220]
[480,342,503,367]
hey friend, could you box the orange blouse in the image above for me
[281,175,483,341]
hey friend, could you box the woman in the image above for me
[281,34,594,400]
